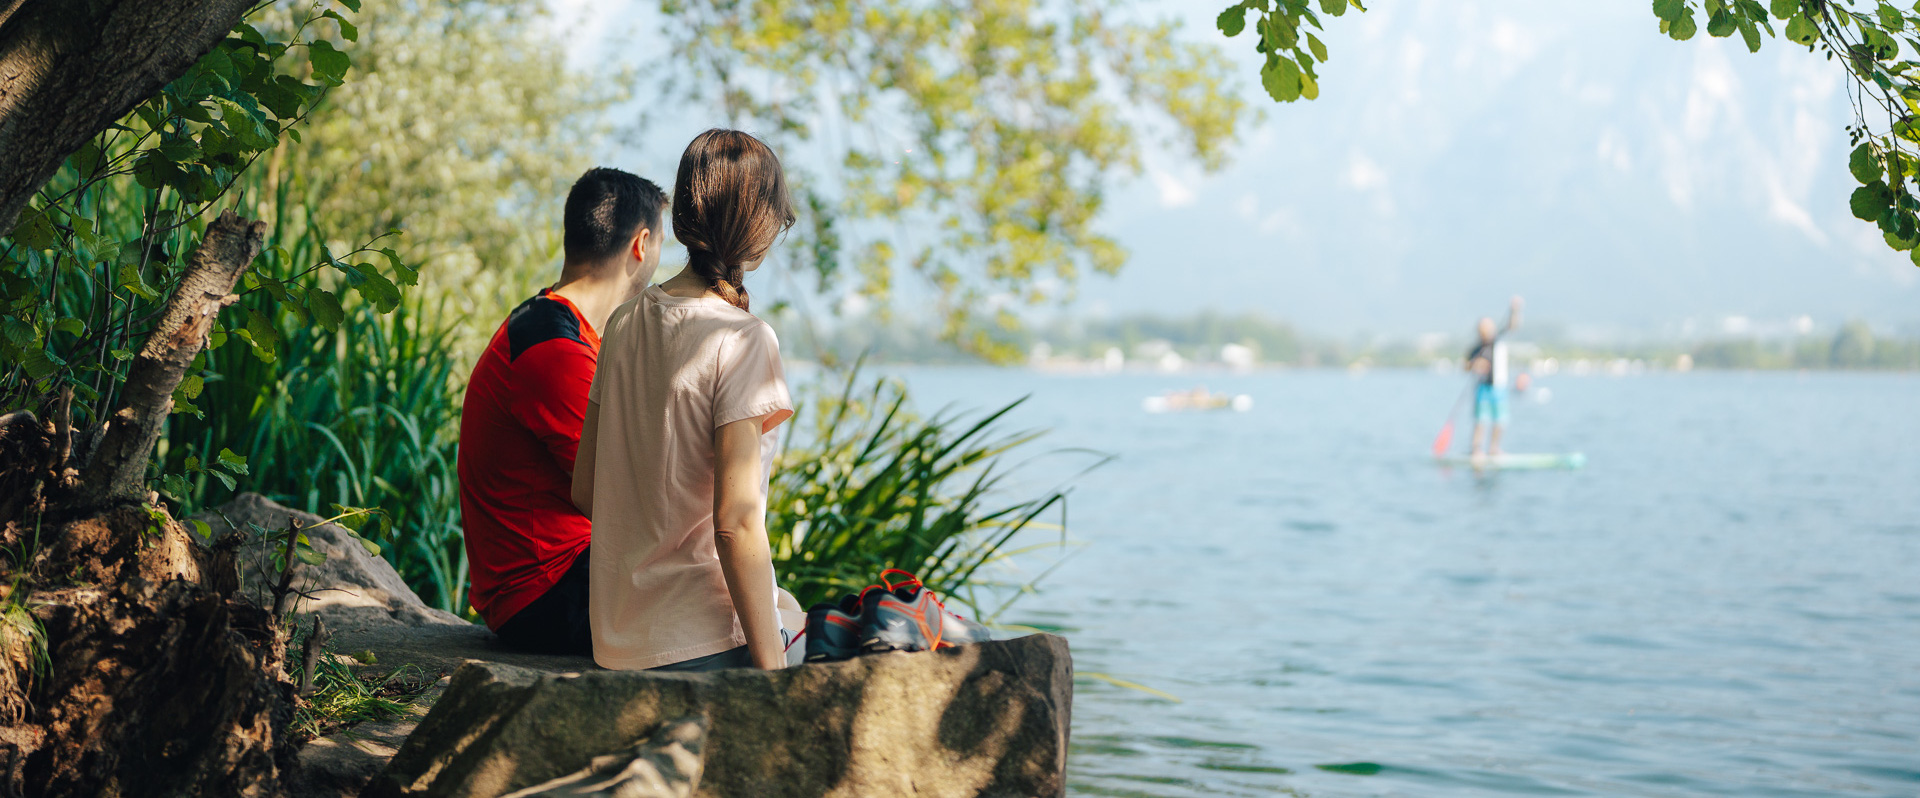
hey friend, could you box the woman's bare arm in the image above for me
[713,415,784,669]
[572,400,601,519]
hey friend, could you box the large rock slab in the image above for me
[192,493,468,633]
[364,633,1073,798]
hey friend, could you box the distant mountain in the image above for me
[1078,1,1919,337]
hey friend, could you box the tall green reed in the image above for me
[164,181,468,614]
[166,296,467,613]
[769,366,1102,617]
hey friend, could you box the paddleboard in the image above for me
[1436,452,1585,470]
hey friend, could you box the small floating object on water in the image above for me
[1435,452,1586,470]
[1143,387,1252,413]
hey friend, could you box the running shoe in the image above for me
[859,569,992,654]
[803,586,884,662]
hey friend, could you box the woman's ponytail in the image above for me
[673,129,796,311]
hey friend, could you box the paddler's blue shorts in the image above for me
[1474,384,1510,425]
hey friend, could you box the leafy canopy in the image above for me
[1215,0,1366,103]
[659,0,1249,359]
[273,0,615,348]
[0,0,418,494]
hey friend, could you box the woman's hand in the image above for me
[713,414,785,669]
[572,400,600,519]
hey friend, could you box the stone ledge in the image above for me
[365,633,1073,798]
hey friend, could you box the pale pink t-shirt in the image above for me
[585,285,793,670]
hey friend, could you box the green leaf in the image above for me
[160,474,191,500]
[1669,11,1700,39]
[294,545,328,566]
[379,247,417,286]
[349,264,401,312]
[1707,10,1738,36]
[209,469,236,491]
[256,274,290,302]
[1261,56,1304,102]
[189,519,214,539]
[116,263,158,300]
[358,536,381,557]
[307,288,345,332]
[245,307,279,362]
[330,504,370,531]
[18,347,58,380]
[1784,12,1818,44]
[1319,0,1348,16]
[2,316,37,345]
[309,40,351,86]
[1653,0,1687,23]
[216,448,250,475]
[1217,5,1247,37]
[1307,32,1328,62]
[338,0,361,12]
[10,207,61,251]
[172,395,202,419]
[1737,16,1763,51]
[109,348,133,361]
[255,81,304,120]
[175,373,204,400]
[322,9,359,42]
[156,137,199,163]
[71,139,107,178]
[214,97,275,151]
[1768,0,1796,18]
[50,318,83,337]
[1851,180,1895,221]
[1851,143,1886,183]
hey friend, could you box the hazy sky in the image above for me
[563,1,1920,339]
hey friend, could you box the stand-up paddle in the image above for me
[1431,384,1474,459]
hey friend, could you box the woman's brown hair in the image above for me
[672,129,796,311]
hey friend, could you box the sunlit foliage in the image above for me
[266,0,616,346]
[660,0,1251,359]
[1214,0,1365,103]
[0,1,414,428]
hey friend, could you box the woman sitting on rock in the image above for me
[572,129,803,671]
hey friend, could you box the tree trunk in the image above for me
[71,209,263,508]
[0,0,256,237]
[0,209,286,797]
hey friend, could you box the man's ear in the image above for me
[629,227,650,262]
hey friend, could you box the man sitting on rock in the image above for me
[457,168,666,654]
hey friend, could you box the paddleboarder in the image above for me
[1464,296,1523,457]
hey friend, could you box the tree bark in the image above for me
[73,209,263,507]
[0,0,256,237]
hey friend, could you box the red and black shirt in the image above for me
[458,289,600,629]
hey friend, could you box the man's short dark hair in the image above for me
[563,167,667,263]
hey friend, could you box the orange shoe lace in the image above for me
[879,568,965,649]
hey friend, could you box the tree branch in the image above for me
[72,209,262,507]
[0,0,256,236]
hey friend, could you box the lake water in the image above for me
[883,368,1920,797]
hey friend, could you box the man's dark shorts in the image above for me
[494,550,591,656]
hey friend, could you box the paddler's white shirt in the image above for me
[1492,340,1510,389]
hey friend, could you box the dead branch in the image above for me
[297,615,328,697]
[71,209,263,509]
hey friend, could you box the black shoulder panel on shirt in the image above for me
[506,295,586,361]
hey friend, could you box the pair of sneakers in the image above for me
[803,569,992,663]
